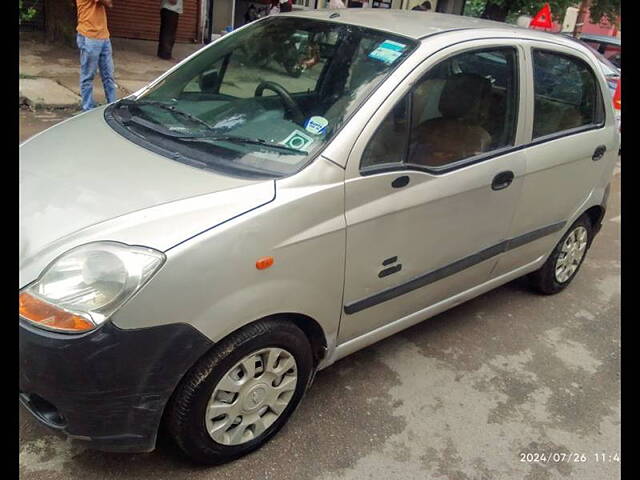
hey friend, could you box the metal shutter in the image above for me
[108,0,200,43]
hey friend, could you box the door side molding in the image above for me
[343,221,566,315]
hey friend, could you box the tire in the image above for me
[528,214,593,295]
[165,319,313,464]
[284,60,303,78]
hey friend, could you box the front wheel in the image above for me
[528,214,592,294]
[166,320,313,464]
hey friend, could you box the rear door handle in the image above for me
[592,145,607,161]
[491,171,514,191]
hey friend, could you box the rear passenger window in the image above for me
[361,47,519,171]
[532,50,604,139]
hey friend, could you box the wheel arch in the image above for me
[256,312,329,367]
[158,312,328,440]
[583,204,606,245]
[197,312,329,368]
[584,204,605,225]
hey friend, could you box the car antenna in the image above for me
[329,12,340,18]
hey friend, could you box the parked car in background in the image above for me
[20,11,619,465]
[561,34,620,91]
[579,33,621,69]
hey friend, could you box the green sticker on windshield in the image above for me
[280,130,314,151]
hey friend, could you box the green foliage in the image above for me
[589,0,620,26]
[19,0,39,23]
[463,0,486,17]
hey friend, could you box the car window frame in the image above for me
[519,41,609,149]
[529,47,607,144]
[351,40,528,177]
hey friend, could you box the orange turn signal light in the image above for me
[19,292,95,333]
[255,256,274,270]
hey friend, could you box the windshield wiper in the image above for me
[120,115,303,155]
[118,98,216,131]
[179,135,303,154]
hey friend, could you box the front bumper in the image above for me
[19,319,213,452]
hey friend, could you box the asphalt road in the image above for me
[19,109,621,480]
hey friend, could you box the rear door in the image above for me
[338,41,528,344]
[492,42,619,277]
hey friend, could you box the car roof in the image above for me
[283,9,573,43]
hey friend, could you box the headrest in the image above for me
[439,73,491,119]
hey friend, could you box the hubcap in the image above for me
[205,348,298,446]
[554,226,588,283]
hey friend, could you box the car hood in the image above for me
[19,107,275,288]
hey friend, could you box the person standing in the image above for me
[158,0,183,60]
[244,4,259,24]
[268,0,280,15]
[76,0,117,111]
[279,0,293,13]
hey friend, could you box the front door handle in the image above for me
[391,175,410,189]
[592,145,607,161]
[491,171,514,191]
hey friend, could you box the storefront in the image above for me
[21,0,465,44]
[104,0,466,45]
[218,0,464,34]
[108,0,202,43]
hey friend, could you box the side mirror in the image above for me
[199,70,220,93]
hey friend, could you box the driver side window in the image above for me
[361,47,519,171]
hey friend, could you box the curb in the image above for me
[19,77,82,111]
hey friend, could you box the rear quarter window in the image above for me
[532,49,605,139]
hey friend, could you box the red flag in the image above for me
[529,3,553,29]
[612,78,621,110]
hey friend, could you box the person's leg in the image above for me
[163,10,180,59]
[158,8,174,59]
[77,33,101,111]
[157,8,167,58]
[98,39,118,104]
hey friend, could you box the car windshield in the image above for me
[107,16,416,178]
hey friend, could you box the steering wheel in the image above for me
[254,81,305,125]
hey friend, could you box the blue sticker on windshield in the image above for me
[304,116,329,136]
[368,40,407,65]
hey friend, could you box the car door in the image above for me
[492,41,619,277]
[338,41,529,344]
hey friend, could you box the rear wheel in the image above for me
[528,214,592,294]
[166,320,313,464]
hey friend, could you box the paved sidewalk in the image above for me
[19,32,205,110]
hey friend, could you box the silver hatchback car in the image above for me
[19,10,619,464]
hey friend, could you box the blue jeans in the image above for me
[76,33,117,111]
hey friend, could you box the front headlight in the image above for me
[19,242,165,333]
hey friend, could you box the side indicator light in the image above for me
[256,256,274,270]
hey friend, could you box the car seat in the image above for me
[409,73,492,167]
